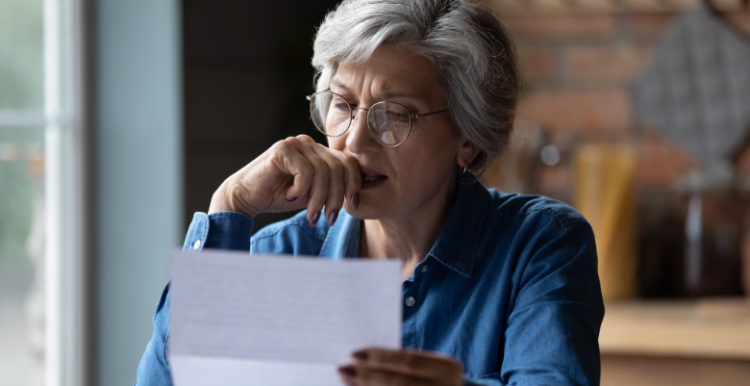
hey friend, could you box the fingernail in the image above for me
[351,192,360,210]
[352,350,368,361]
[338,365,357,377]
[285,197,298,202]
[309,211,320,227]
[328,209,339,227]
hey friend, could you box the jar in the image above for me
[678,168,744,297]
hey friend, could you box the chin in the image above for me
[344,203,389,220]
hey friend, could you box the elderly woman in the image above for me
[136,0,604,385]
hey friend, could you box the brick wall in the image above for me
[495,8,750,196]
[494,7,750,297]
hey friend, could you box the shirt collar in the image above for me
[426,174,490,278]
[319,210,360,259]
[319,174,490,278]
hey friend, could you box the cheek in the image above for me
[327,136,346,151]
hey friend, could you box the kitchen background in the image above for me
[0,0,748,385]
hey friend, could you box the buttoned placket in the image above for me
[401,257,432,348]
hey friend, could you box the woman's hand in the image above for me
[208,135,362,227]
[338,348,464,386]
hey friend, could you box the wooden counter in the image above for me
[599,299,750,385]
[600,298,750,359]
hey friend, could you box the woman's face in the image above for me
[328,46,475,220]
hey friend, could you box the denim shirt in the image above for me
[135,177,604,385]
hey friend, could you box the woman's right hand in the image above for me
[208,135,362,227]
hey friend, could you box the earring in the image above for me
[461,165,468,174]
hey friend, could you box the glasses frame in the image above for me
[306,89,450,147]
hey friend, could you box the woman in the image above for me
[136,0,604,385]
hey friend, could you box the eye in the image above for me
[330,96,350,111]
[385,108,409,122]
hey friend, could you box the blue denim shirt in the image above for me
[135,177,604,385]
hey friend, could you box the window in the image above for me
[0,0,45,384]
[0,0,88,384]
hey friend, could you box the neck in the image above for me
[360,174,458,267]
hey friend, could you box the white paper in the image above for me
[169,249,402,386]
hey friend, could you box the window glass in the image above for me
[0,0,44,110]
[0,0,45,385]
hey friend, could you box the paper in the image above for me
[169,249,402,386]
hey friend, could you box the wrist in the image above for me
[208,181,260,218]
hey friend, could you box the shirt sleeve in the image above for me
[134,211,256,385]
[501,221,605,386]
[134,283,172,386]
[182,211,255,252]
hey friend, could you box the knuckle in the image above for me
[274,138,297,152]
[297,134,314,143]
[271,140,285,151]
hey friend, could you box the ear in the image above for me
[457,139,481,168]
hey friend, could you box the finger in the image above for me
[310,144,346,226]
[337,152,362,211]
[354,366,433,386]
[295,142,331,227]
[270,142,314,202]
[338,366,357,386]
[353,348,463,381]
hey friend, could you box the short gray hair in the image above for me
[312,0,521,172]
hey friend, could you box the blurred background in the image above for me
[0,0,748,385]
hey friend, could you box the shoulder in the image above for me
[487,189,590,234]
[250,210,331,255]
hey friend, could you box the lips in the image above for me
[359,166,387,189]
[362,172,387,183]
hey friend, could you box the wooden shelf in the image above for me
[600,298,750,360]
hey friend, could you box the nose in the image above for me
[345,108,378,154]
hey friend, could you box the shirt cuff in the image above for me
[182,211,255,252]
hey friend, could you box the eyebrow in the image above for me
[330,79,353,93]
[330,78,427,103]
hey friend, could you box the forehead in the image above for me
[331,46,443,98]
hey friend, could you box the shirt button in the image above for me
[405,296,416,307]
[193,240,201,250]
[421,265,429,274]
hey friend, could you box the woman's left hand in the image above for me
[338,348,464,386]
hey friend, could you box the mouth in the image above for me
[360,171,388,189]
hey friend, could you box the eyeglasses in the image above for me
[306,89,450,147]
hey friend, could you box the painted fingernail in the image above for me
[352,350,368,361]
[285,197,298,202]
[351,192,360,210]
[328,209,339,227]
[310,211,320,227]
[338,365,357,377]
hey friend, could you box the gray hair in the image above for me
[312,0,521,172]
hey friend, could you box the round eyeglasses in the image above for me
[306,90,450,147]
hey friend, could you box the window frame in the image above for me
[42,0,91,385]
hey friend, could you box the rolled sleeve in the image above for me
[181,211,254,252]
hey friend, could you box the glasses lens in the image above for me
[368,102,411,146]
[310,91,351,137]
